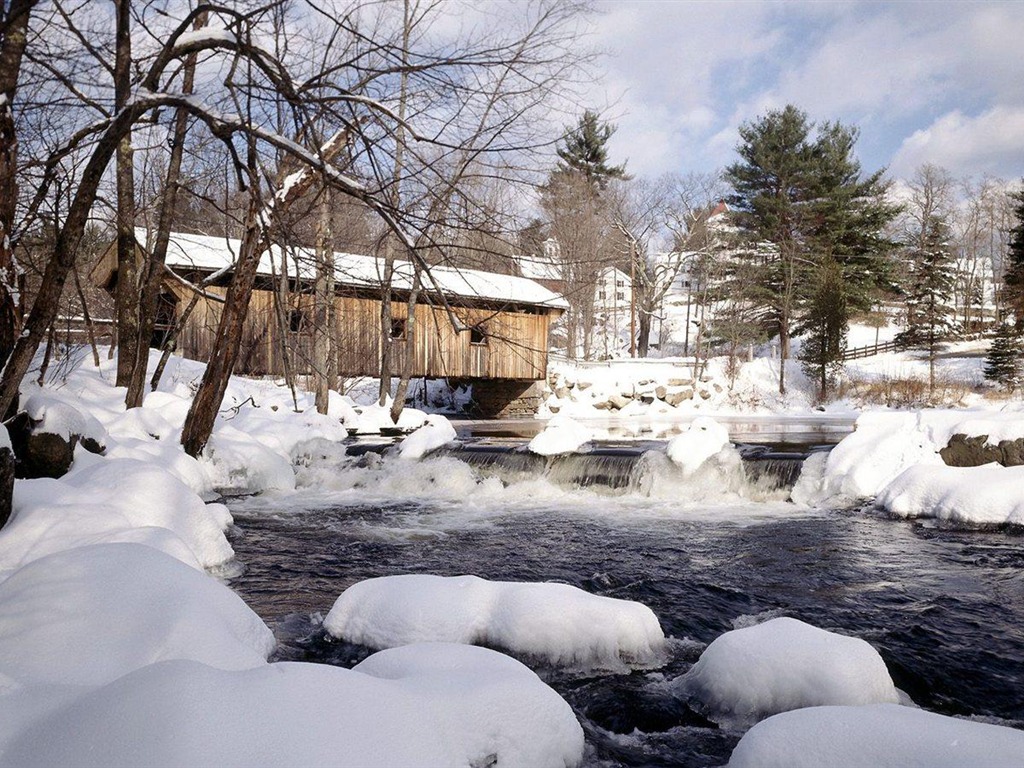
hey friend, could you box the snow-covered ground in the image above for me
[2,343,1024,766]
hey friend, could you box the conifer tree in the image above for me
[1001,185,1024,331]
[725,104,897,396]
[798,258,848,400]
[555,110,628,191]
[895,215,958,395]
[983,323,1022,392]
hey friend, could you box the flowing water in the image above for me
[225,439,1024,767]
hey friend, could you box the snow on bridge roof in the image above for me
[138,229,568,311]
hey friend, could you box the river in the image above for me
[224,433,1024,767]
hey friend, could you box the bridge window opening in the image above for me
[390,318,407,340]
[289,308,309,334]
[470,325,488,346]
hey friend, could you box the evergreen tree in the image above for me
[725,104,898,396]
[983,323,1022,392]
[555,110,628,191]
[798,258,848,400]
[895,215,958,395]
[1001,185,1024,331]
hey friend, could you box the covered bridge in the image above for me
[92,230,567,416]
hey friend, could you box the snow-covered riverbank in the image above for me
[2,350,1024,766]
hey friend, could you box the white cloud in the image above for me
[891,107,1024,179]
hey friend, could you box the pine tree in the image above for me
[895,215,958,395]
[555,110,628,191]
[798,258,848,401]
[725,104,898,395]
[1001,185,1024,330]
[983,323,1022,392]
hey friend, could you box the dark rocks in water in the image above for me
[940,433,1024,467]
[5,411,105,479]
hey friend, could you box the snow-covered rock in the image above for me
[0,543,274,689]
[665,417,731,475]
[0,458,233,576]
[324,573,665,670]
[398,414,457,459]
[4,645,584,768]
[24,393,106,446]
[346,398,429,435]
[528,415,592,456]
[728,703,1024,768]
[877,463,1024,526]
[679,617,898,726]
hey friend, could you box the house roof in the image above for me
[125,229,568,311]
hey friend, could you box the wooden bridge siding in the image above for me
[174,288,553,381]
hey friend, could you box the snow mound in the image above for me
[728,703,1024,768]
[877,463,1024,526]
[324,573,666,670]
[680,617,898,726]
[5,646,584,768]
[666,417,731,475]
[529,415,592,456]
[1,458,233,575]
[24,393,106,444]
[794,409,1024,507]
[398,414,457,459]
[205,424,296,493]
[346,398,428,435]
[0,543,274,689]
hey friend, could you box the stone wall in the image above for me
[458,379,544,419]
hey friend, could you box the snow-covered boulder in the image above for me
[397,414,457,459]
[877,463,1024,526]
[0,543,274,689]
[728,703,1024,768]
[0,458,233,575]
[679,617,898,726]
[4,645,585,768]
[346,399,429,435]
[665,417,731,476]
[324,573,665,670]
[528,415,592,456]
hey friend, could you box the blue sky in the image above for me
[587,0,1024,182]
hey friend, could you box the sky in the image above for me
[586,0,1024,184]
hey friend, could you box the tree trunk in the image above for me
[637,310,651,357]
[390,265,421,424]
[72,265,100,368]
[0,0,33,395]
[313,187,334,414]
[181,199,266,457]
[125,10,206,408]
[113,0,139,387]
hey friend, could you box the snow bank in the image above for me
[5,645,584,768]
[0,458,233,576]
[529,414,592,456]
[0,543,274,689]
[680,617,898,726]
[324,573,665,670]
[877,463,1024,526]
[397,414,456,459]
[795,409,1024,508]
[666,416,731,475]
[728,703,1024,768]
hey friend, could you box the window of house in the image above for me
[616,279,625,287]
[289,308,308,333]
[598,290,606,300]
[616,292,624,301]
[390,318,407,340]
[470,325,488,346]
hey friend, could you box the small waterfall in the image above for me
[426,442,825,496]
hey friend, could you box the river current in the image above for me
[225,443,1024,767]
